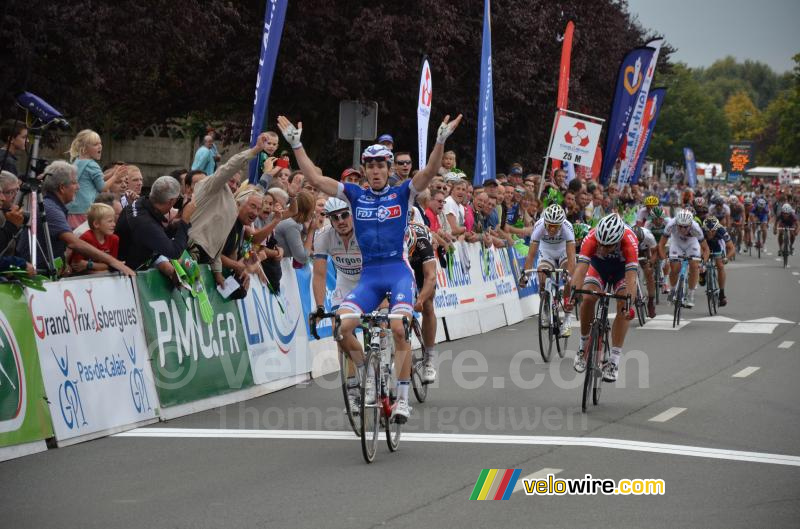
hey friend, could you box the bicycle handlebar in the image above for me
[523,268,569,275]
[572,288,630,301]
[308,311,337,340]
[333,312,410,342]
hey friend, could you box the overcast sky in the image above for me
[626,0,799,73]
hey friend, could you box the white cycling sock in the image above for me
[610,347,622,366]
[579,334,590,350]
[397,380,410,400]
[426,348,437,363]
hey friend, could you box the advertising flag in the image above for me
[474,0,496,186]
[599,46,657,185]
[684,147,697,188]
[551,21,575,171]
[248,0,288,183]
[417,57,433,170]
[631,87,667,184]
[618,39,663,186]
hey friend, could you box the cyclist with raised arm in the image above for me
[519,204,577,336]
[311,197,363,411]
[700,216,734,306]
[658,209,709,309]
[406,222,439,383]
[570,214,638,382]
[278,113,462,422]
[774,203,798,256]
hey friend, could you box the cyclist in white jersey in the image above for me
[657,209,709,308]
[312,197,363,412]
[519,204,576,335]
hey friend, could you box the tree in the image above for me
[723,91,764,141]
[649,64,730,163]
[759,53,800,166]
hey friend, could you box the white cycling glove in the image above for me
[282,123,303,149]
[436,121,455,145]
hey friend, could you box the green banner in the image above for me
[0,284,53,448]
[136,268,254,407]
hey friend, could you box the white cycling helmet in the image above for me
[595,214,625,245]
[361,144,394,166]
[323,196,350,214]
[543,204,566,225]
[781,203,794,215]
[756,197,767,208]
[676,209,694,226]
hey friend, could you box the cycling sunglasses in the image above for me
[328,210,351,222]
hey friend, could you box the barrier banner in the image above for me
[28,276,158,442]
[237,259,312,385]
[0,285,52,451]
[136,268,254,407]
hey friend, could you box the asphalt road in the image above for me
[3,238,800,529]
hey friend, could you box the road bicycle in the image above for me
[777,227,794,268]
[335,311,410,464]
[703,258,720,316]
[573,287,629,413]
[634,258,649,326]
[523,267,570,362]
[672,257,691,328]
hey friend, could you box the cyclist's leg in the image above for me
[575,268,602,370]
[667,243,682,297]
[607,275,630,379]
[537,255,555,294]
[387,261,416,418]
[687,240,701,290]
[338,274,385,365]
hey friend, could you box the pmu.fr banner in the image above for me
[0,285,52,454]
[417,57,432,170]
[237,260,313,386]
[599,46,657,185]
[28,276,158,443]
[136,268,254,408]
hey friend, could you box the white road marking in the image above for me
[732,366,760,378]
[114,428,800,467]
[729,323,778,334]
[513,468,563,494]
[766,252,773,256]
[648,407,687,423]
[778,341,794,349]
[775,258,782,262]
[637,320,689,330]
[745,317,794,324]
[693,315,739,323]
[792,272,799,276]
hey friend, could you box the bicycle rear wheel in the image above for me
[555,306,569,359]
[538,292,554,362]
[654,264,661,305]
[339,350,362,436]
[360,351,380,463]
[385,378,401,452]
[410,317,428,403]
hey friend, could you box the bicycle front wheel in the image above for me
[581,329,595,413]
[784,234,790,268]
[673,278,683,328]
[410,318,429,403]
[593,327,608,406]
[360,351,380,463]
[538,292,554,362]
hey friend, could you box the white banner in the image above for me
[433,242,519,317]
[548,115,603,168]
[29,276,158,442]
[417,58,432,170]
[237,260,312,385]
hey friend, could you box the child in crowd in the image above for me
[70,203,119,274]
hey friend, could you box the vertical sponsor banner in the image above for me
[417,57,432,170]
[474,0,496,186]
[248,0,288,183]
[631,88,666,184]
[28,277,158,443]
[136,268,254,408]
[237,260,312,385]
[551,20,575,172]
[599,46,657,185]
[618,39,663,187]
[0,285,52,452]
[684,148,697,188]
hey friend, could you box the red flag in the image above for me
[591,146,602,181]
[551,21,575,171]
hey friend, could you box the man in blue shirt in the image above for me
[277,113,461,422]
[191,135,216,175]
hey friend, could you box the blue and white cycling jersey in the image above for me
[337,180,419,314]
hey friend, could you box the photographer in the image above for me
[16,161,134,277]
[0,171,24,253]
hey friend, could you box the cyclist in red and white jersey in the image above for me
[570,214,638,382]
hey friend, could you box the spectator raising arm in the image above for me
[276,117,341,197]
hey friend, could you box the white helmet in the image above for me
[323,197,350,214]
[676,209,694,226]
[361,144,393,166]
[543,204,566,225]
[595,214,625,245]
[781,203,794,215]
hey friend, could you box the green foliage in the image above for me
[724,91,764,141]
[758,53,800,165]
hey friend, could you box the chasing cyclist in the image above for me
[570,214,638,383]
[750,197,770,250]
[519,204,577,336]
[699,216,734,307]
[774,203,798,256]
[636,195,660,227]
[632,225,658,318]
[278,113,462,422]
[406,222,439,383]
[658,209,709,309]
